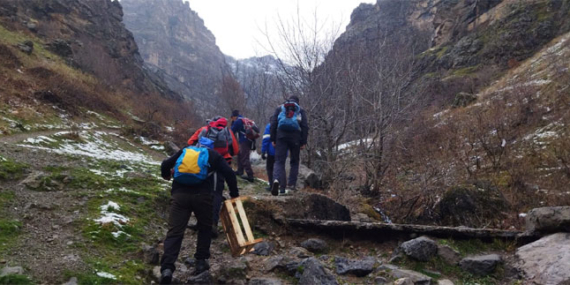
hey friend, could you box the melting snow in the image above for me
[111,231,131,238]
[24,136,56,144]
[96,272,117,280]
[518,213,527,218]
[94,201,129,227]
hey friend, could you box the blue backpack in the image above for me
[173,146,211,185]
[277,101,301,131]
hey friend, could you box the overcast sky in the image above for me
[188,0,376,59]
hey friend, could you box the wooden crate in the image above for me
[220,197,263,257]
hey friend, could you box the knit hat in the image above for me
[231,110,240,117]
[288,96,300,104]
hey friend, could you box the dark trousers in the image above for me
[266,154,275,183]
[237,140,253,177]
[273,137,301,190]
[161,191,213,272]
[212,173,225,227]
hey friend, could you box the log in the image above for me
[286,219,540,244]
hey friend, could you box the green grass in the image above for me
[0,157,28,180]
[451,65,480,77]
[0,274,33,285]
[437,238,516,257]
[0,220,22,253]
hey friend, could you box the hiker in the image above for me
[230,110,260,182]
[159,137,239,284]
[186,116,239,238]
[261,116,285,192]
[270,96,309,195]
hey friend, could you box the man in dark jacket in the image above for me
[159,144,239,284]
[230,110,255,182]
[270,96,309,195]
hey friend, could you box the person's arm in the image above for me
[231,118,243,134]
[187,127,205,146]
[210,151,239,197]
[300,109,309,146]
[261,124,270,155]
[161,149,183,180]
[270,108,279,143]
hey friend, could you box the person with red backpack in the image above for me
[230,110,260,182]
[186,116,239,238]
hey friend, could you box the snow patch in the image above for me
[24,136,56,144]
[111,231,131,238]
[94,201,129,227]
[96,272,117,280]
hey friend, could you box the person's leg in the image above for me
[161,193,192,273]
[211,174,225,233]
[266,154,275,185]
[191,193,214,261]
[242,141,254,178]
[273,139,288,192]
[236,145,244,175]
[287,139,301,189]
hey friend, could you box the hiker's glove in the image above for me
[261,152,267,160]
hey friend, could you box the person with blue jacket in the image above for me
[261,117,277,191]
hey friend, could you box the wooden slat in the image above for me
[235,199,255,242]
[220,206,240,256]
[224,199,246,246]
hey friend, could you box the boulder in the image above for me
[187,271,212,284]
[142,245,159,265]
[248,277,283,285]
[525,206,570,234]
[515,233,570,284]
[300,238,328,253]
[437,280,454,285]
[17,41,33,55]
[298,258,338,285]
[437,245,461,265]
[263,256,284,272]
[374,276,388,284]
[394,278,414,285]
[46,39,73,58]
[163,141,180,156]
[284,158,321,189]
[20,171,46,190]
[386,268,432,285]
[400,236,438,262]
[289,247,311,258]
[0,266,24,276]
[304,194,351,221]
[62,277,78,285]
[459,254,502,276]
[334,256,375,277]
[253,241,275,256]
[436,182,509,227]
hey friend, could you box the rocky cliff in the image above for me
[121,0,232,116]
[0,0,175,97]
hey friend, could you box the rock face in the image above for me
[525,206,570,234]
[515,233,570,284]
[459,254,502,276]
[303,194,351,221]
[0,0,175,97]
[399,236,438,262]
[121,0,232,115]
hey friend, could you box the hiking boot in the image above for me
[240,175,254,182]
[271,180,279,196]
[194,259,210,275]
[159,269,173,284]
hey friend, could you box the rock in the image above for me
[298,258,338,285]
[187,271,212,284]
[374,276,388,284]
[253,241,274,256]
[452,92,477,107]
[394,278,414,285]
[388,268,432,285]
[164,141,180,156]
[46,39,73,58]
[142,245,159,265]
[399,236,438,262]
[306,194,350,221]
[0,266,24,276]
[17,41,33,55]
[525,206,570,234]
[353,213,373,223]
[26,22,37,32]
[334,256,375,277]
[459,254,502,276]
[62,277,78,285]
[437,279,454,285]
[437,245,461,264]
[297,163,321,189]
[300,238,328,253]
[263,256,284,272]
[248,277,283,285]
[185,257,196,267]
[152,266,161,280]
[436,182,509,227]
[515,233,570,284]
[222,259,248,279]
[289,247,311,258]
[20,171,46,189]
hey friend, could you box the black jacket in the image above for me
[160,148,239,197]
[270,106,309,145]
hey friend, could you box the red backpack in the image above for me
[240,118,260,140]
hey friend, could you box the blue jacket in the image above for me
[231,116,248,144]
[261,123,275,156]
